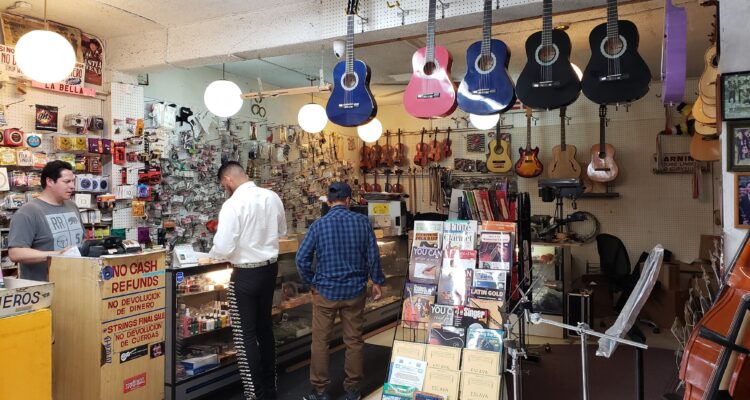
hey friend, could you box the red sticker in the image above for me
[123,373,147,394]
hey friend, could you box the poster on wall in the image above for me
[35,105,58,131]
[0,13,43,47]
[81,33,103,85]
[48,21,83,62]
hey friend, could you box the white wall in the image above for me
[720,1,750,258]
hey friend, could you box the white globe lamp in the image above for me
[469,113,500,130]
[203,79,243,118]
[357,118,382,143]
[297,103,328,133]
[15,30,76,83]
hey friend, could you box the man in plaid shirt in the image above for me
[296,182,385,400]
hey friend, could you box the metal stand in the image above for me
[504,339,525,400]
[528,313,648,400]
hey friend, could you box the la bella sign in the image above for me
[31,81,96,97]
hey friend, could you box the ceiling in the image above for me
[216,0,716,104]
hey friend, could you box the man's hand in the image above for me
[372,284,382,301]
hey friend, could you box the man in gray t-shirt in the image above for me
[8,161,83,281]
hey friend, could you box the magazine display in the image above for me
[465,326,504,352]
[436,264,473,306]
[428,304,455,328]
[441,220,478,250]
[466,298,504,329]
[453,306,489,329]
[472,269,506,291]
[428,325,466,348]
[409,246,442,284]
[413,221,444,249]
[478,221,515,270]
[402,283,437,328]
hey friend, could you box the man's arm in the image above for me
[366,224,385,285]
[208,204,240,260]
[6,209,54,264]
[9,247,67,264]
[274,194,288,237]
[295,224,317,284]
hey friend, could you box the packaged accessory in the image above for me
[15,149,33,166]
[0,148,16,165]
[10,170,27,188]
[25,133,42,148]
[3,128,24,146]
[64,114,86,128]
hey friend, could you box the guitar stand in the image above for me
[528,313,648,400]
[504,339,526,400]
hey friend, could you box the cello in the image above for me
[680,232,750,400]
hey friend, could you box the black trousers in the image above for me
[227,263,278,399]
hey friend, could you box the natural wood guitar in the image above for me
[487,121,512,173]
[587,105,619,182]
[549,107,582,179]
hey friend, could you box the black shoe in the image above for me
[302,390,331,400]
[344,389,361,400]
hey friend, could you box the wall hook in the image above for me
[386,1,410,25]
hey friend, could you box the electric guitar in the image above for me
[326,0,377,127]
[515,107,543,178]
[587,105,619,182]
[403,0,457,119]
[515,0,581,110]
[549,107,582,178]
[457,0,516,115]
[487,122,512,173]
[581,0,651,105]
[660,0,687,105]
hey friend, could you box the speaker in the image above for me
[567,290,593,336]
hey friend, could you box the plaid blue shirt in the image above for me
[296,205,384,300]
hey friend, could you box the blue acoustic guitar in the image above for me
[326,0,377,128]
[457,0,516,115]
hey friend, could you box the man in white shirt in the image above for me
[209,161,287,400]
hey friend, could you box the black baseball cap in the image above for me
[327,182,352,200]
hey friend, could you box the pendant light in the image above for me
[203,64,243,117]
[357,118,382,143]
[15,0,76,83]
[469,113,500,130]
[297,78,327,133]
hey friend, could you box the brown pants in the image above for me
[310,290,366,393]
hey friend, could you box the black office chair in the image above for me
[596,233,660,334]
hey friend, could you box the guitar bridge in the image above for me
[338,103,360,109]
[471,88,497,95]
[599,73,630,82]
[532,81,560,88]
[417,92,441,99]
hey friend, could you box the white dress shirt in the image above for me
[209,181,287,264]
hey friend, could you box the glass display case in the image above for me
[526,243,572,338]
[164,236,408,399]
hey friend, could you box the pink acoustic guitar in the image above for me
[403,0,457,119]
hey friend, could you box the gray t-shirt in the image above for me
[8,198,84,281]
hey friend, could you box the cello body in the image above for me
[680,235,750,399]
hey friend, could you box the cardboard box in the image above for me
[699,235,720,263]
[658,262,681,291]
[279,238,299,254]
[0,278,53,318]
[641,288,689,328]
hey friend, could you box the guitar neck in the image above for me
[526,115,532,149]
[481,0,493,56]
[346,14,355,74]
[542,0,553,47]
[560,107,567,149]
[599,105,607,158]
[606,0,620,40]
[426,0,437,62]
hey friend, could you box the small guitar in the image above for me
[381,130,395,167]
[414,128,429,167]
[515,107,543,178]
[326,0,377,127]
[487,122,512,173]
[582,0,651,105]
[441,127,453,159]
[457,0,516,115]
[372,170,382,192]
[587,105,619,182]
[384,169,392,192]
[370,138,382,168]
[690,132,720,162]
[403,0,457,119]
[516,0,580,110]
[660,0,687,105]
[549,107,582,179]
[391,169,404,193]
[428,128,442,162]
[394,129,406,166]
[699,46,718,107]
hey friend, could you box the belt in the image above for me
[233,258,277,269]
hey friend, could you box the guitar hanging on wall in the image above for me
[660,0,687,105]
[587,105,619,182]
[549,106,582,178]
[403,0,457,119]
[487,122,512,173]
[326,0,377,127]
[457,0,516,115]
[581,0,651,105]
[515,107,543,178]
[515,0,581,110]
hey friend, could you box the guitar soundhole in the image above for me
[711,55,718,68]
[342,73,357,89]
[604,37,624,57]
[478,55,495,72]
[539,45,557,64]
[423,62,437,76]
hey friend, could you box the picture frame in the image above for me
[722,71,750,121]
[735,173,750,228]
[726,120,750,171]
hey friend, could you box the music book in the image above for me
[391,340,427,361]
[388,356,427,390]
[442,220,478,251]
[465,326,504,352]
[409,246,442,285]
[459,372,501,400]
[425,344,462,370]
[466,298,504,329]
[402,283,437,328]
[382,383,418,400]
[453,306,489,329]
[422,367,460,400]
[414,392,446,400]
[428,325,465,348]
[478,221,515,270]
[471,269,507,291]
[413,221,444,249]
[460,349,500,376]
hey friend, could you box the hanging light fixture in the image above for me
[204,64,243,117]
[357,118,382,143]
[15,0,76,83]
[297,78,327,133]
[469,113,500,130]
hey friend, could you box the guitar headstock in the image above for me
[599,104,607,118]
[346,0,359,15]
[525,107,533,119]
[559,106,567,118]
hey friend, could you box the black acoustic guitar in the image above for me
[516,0,581,110]
[581,0,651,104]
